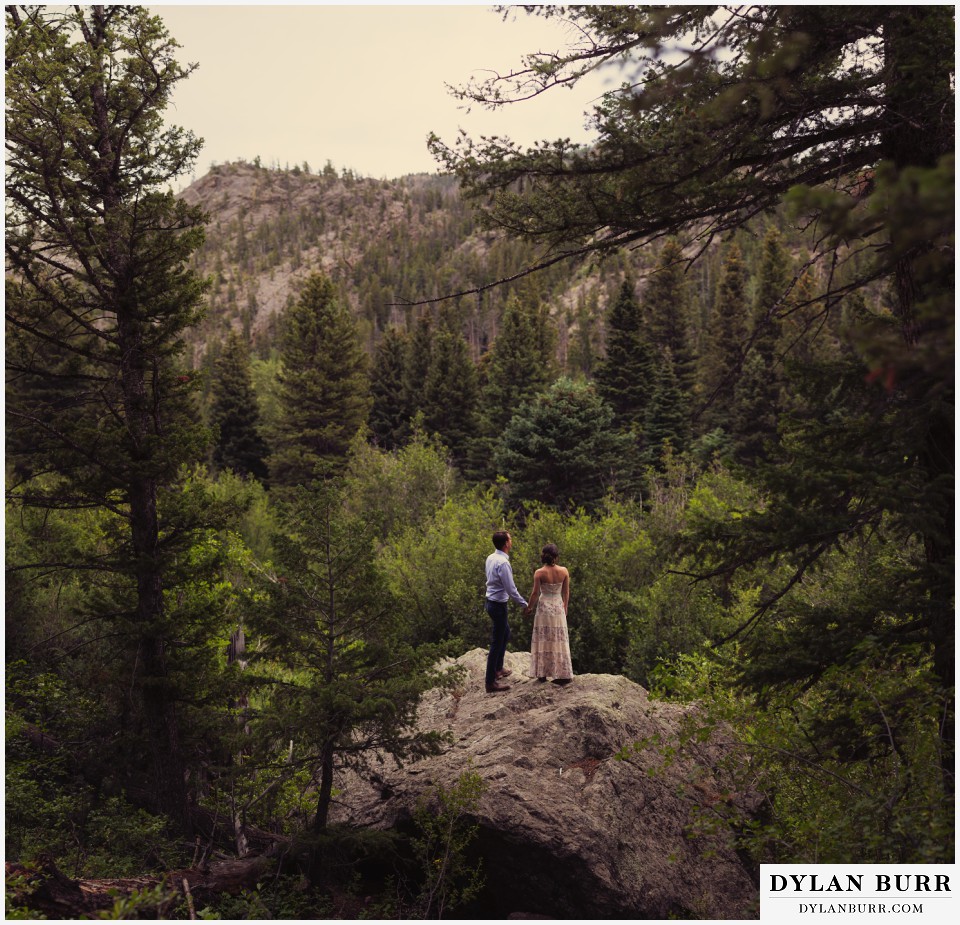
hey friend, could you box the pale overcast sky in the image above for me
[152,3,612,182]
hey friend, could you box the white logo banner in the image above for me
[761,865,956,924]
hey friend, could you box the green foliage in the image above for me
[434,1,954,806]
[6,683,183,878]
[495,377,635,510]
[5,870,47,920]
[380,486,507,649]
[196,877,334,920]
[483,295,556,424]
[409,768,487,918]
[210,331,270,482]
[269,273,372,486]
[650,638,952,864]
[94,884,179,920]
[594,279,653,429]
[642,241,697,397]
[5,4,218,822]
[248,483,456,837]
[701,242,749,432]
[402,314,434,426]
[421,312,481,468]
[206,467,279,562]
[369,325,410,450]
[5,3,953,885]
[343,427,458,539]
[516,501,655,675]
[645,348,691,463]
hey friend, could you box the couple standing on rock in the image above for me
[484,530,574,694]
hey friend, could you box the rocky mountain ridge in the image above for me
[177,160,628,364]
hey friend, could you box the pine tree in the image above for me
[484,295,554,421]
[495,377,633,509]
[595,279,654,429]
[472,295,555,477]
[210,332,269,482]
[369,325,409,450]
[752,227,791,365]
[642,240,697,397]
[269,273,372,487]
[566,289,599,377]
[5,5,212,823]
[733,227,791,463]
[701,242,749,432]
[421,312,480,467]
[645,347,691,464]
[252,484,451,841]
[402,312,434,423]
[731,350,777,465]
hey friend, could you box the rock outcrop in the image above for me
[332,649,760,919]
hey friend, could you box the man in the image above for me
[484,530,527,693]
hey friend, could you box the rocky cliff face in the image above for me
[332,649,760,919]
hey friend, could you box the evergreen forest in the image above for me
[5,5,954,919]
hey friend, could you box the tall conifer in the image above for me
[269,273,371,486]
[645,348,691,463]
[5,5,211,822]
[701,242,749,432]
[567,290,599,377]
[595,279,654,429]
[495,377,633,509]
[210,332,269,482]
[752,227,790,365]
[369,326,409,449]
[472,295,555,477]
[643,240,697,397]
[484,295,553,420]
[402,313,434,421]
[421,311,480,467]
[733,228,791,463]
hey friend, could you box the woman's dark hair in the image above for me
[541,543,560,566]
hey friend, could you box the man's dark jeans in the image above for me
[484,599,510,688]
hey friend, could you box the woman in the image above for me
[524,543,573,684]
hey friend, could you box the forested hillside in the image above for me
[6,5,953,920]
[180,160,619,362]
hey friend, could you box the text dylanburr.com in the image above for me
[761,865,957,924]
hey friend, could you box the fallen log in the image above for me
[6,854,278,919]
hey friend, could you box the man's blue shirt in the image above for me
[485,549,527,607]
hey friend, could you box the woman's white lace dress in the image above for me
[528,581,574,679]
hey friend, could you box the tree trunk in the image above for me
[94,7,187,819]
[313,740,336,833]
[883,5,955,790]
[118,310,188,823]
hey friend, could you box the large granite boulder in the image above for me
[331,649,760,919]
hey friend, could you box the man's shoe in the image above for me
[485,683,510,693]
[496,668,513,678]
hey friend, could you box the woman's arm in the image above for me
[562,572,570,614]
[526,571,542,616]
